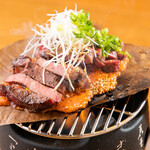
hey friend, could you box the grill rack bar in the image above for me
[103,100,118,130]
[28,123,32,129]
[91,107,104,134]
[38,123,46,133]
[16,95,147,139]
[57,117,67,135]
[47,120,56,134]
[116,96,130,125]
[80,111,92,135]
[69,113,80,136]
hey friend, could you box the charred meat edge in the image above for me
[5,73,62,103]
[0,83,56,112]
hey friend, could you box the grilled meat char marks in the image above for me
[36,46,126,73]
[0,84,55,112]
[13,58,72,93]
[0,73,62,111]
[0,46,128,112]
[36,57,79,82]
[12,55,31,67]
[5,73,62,102]
[86,48,127,73]
[27,63,72,93]
[13,56,87,93]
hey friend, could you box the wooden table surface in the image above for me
[0,0,150,149]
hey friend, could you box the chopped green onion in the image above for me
[26,87,29,91]
[70,10,131,58]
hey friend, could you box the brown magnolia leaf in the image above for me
[0,39,150,125]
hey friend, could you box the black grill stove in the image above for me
[0,89,149,150]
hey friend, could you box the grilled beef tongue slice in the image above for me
[12,56,88,93]
[13,56,80,83]
[24,63,72,93]
[0,84,55,112]
[94,58,105,67]
[12,55,31,67]
[13,58,72,93]
[36,57,79,82]
[84,50,95,64]
[117,52,126,60]
[35,45,53,60]
[105,51,117,60]
[102,60,121,73]
[5,73,62,102]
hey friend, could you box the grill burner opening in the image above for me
[16,89,149,139]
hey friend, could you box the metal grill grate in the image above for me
[16,94,147,139]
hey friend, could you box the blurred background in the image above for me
[0,0,150,148]
[0,0,150,49]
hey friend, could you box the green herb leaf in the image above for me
[70,10,131,58]
[26,87,29,91]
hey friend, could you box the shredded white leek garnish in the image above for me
[21,7,96,90]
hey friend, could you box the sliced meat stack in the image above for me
[84,48,127,73]
[12,56,87,93]
[0,54,88,112]
[36,46,127,73]
[13,57,72,93]
[0,45,128,112]
[0,73,62,112]
[0,83,57,112]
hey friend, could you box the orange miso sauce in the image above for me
[52,57,129,113]
[0,56,129,113]
[0,96,10,106]
[52,70,119,113]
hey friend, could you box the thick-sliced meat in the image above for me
[36,57,79,82]
[12,55,31,67]
[0,84,55,112]
[102,60,120,72]
[35,45,53,60]
[5,73,62,103]
[26,63,72,93]
[13,56,88,92]
[106,51,117,60]
[92,49,124,72]
[13,60,72,93]
[96,48,106,62]
[94,58,105,67]
[12,55,31,74]
[84,50,94,64]
[117,52,126,60]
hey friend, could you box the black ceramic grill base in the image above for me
[0,101,149,150]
